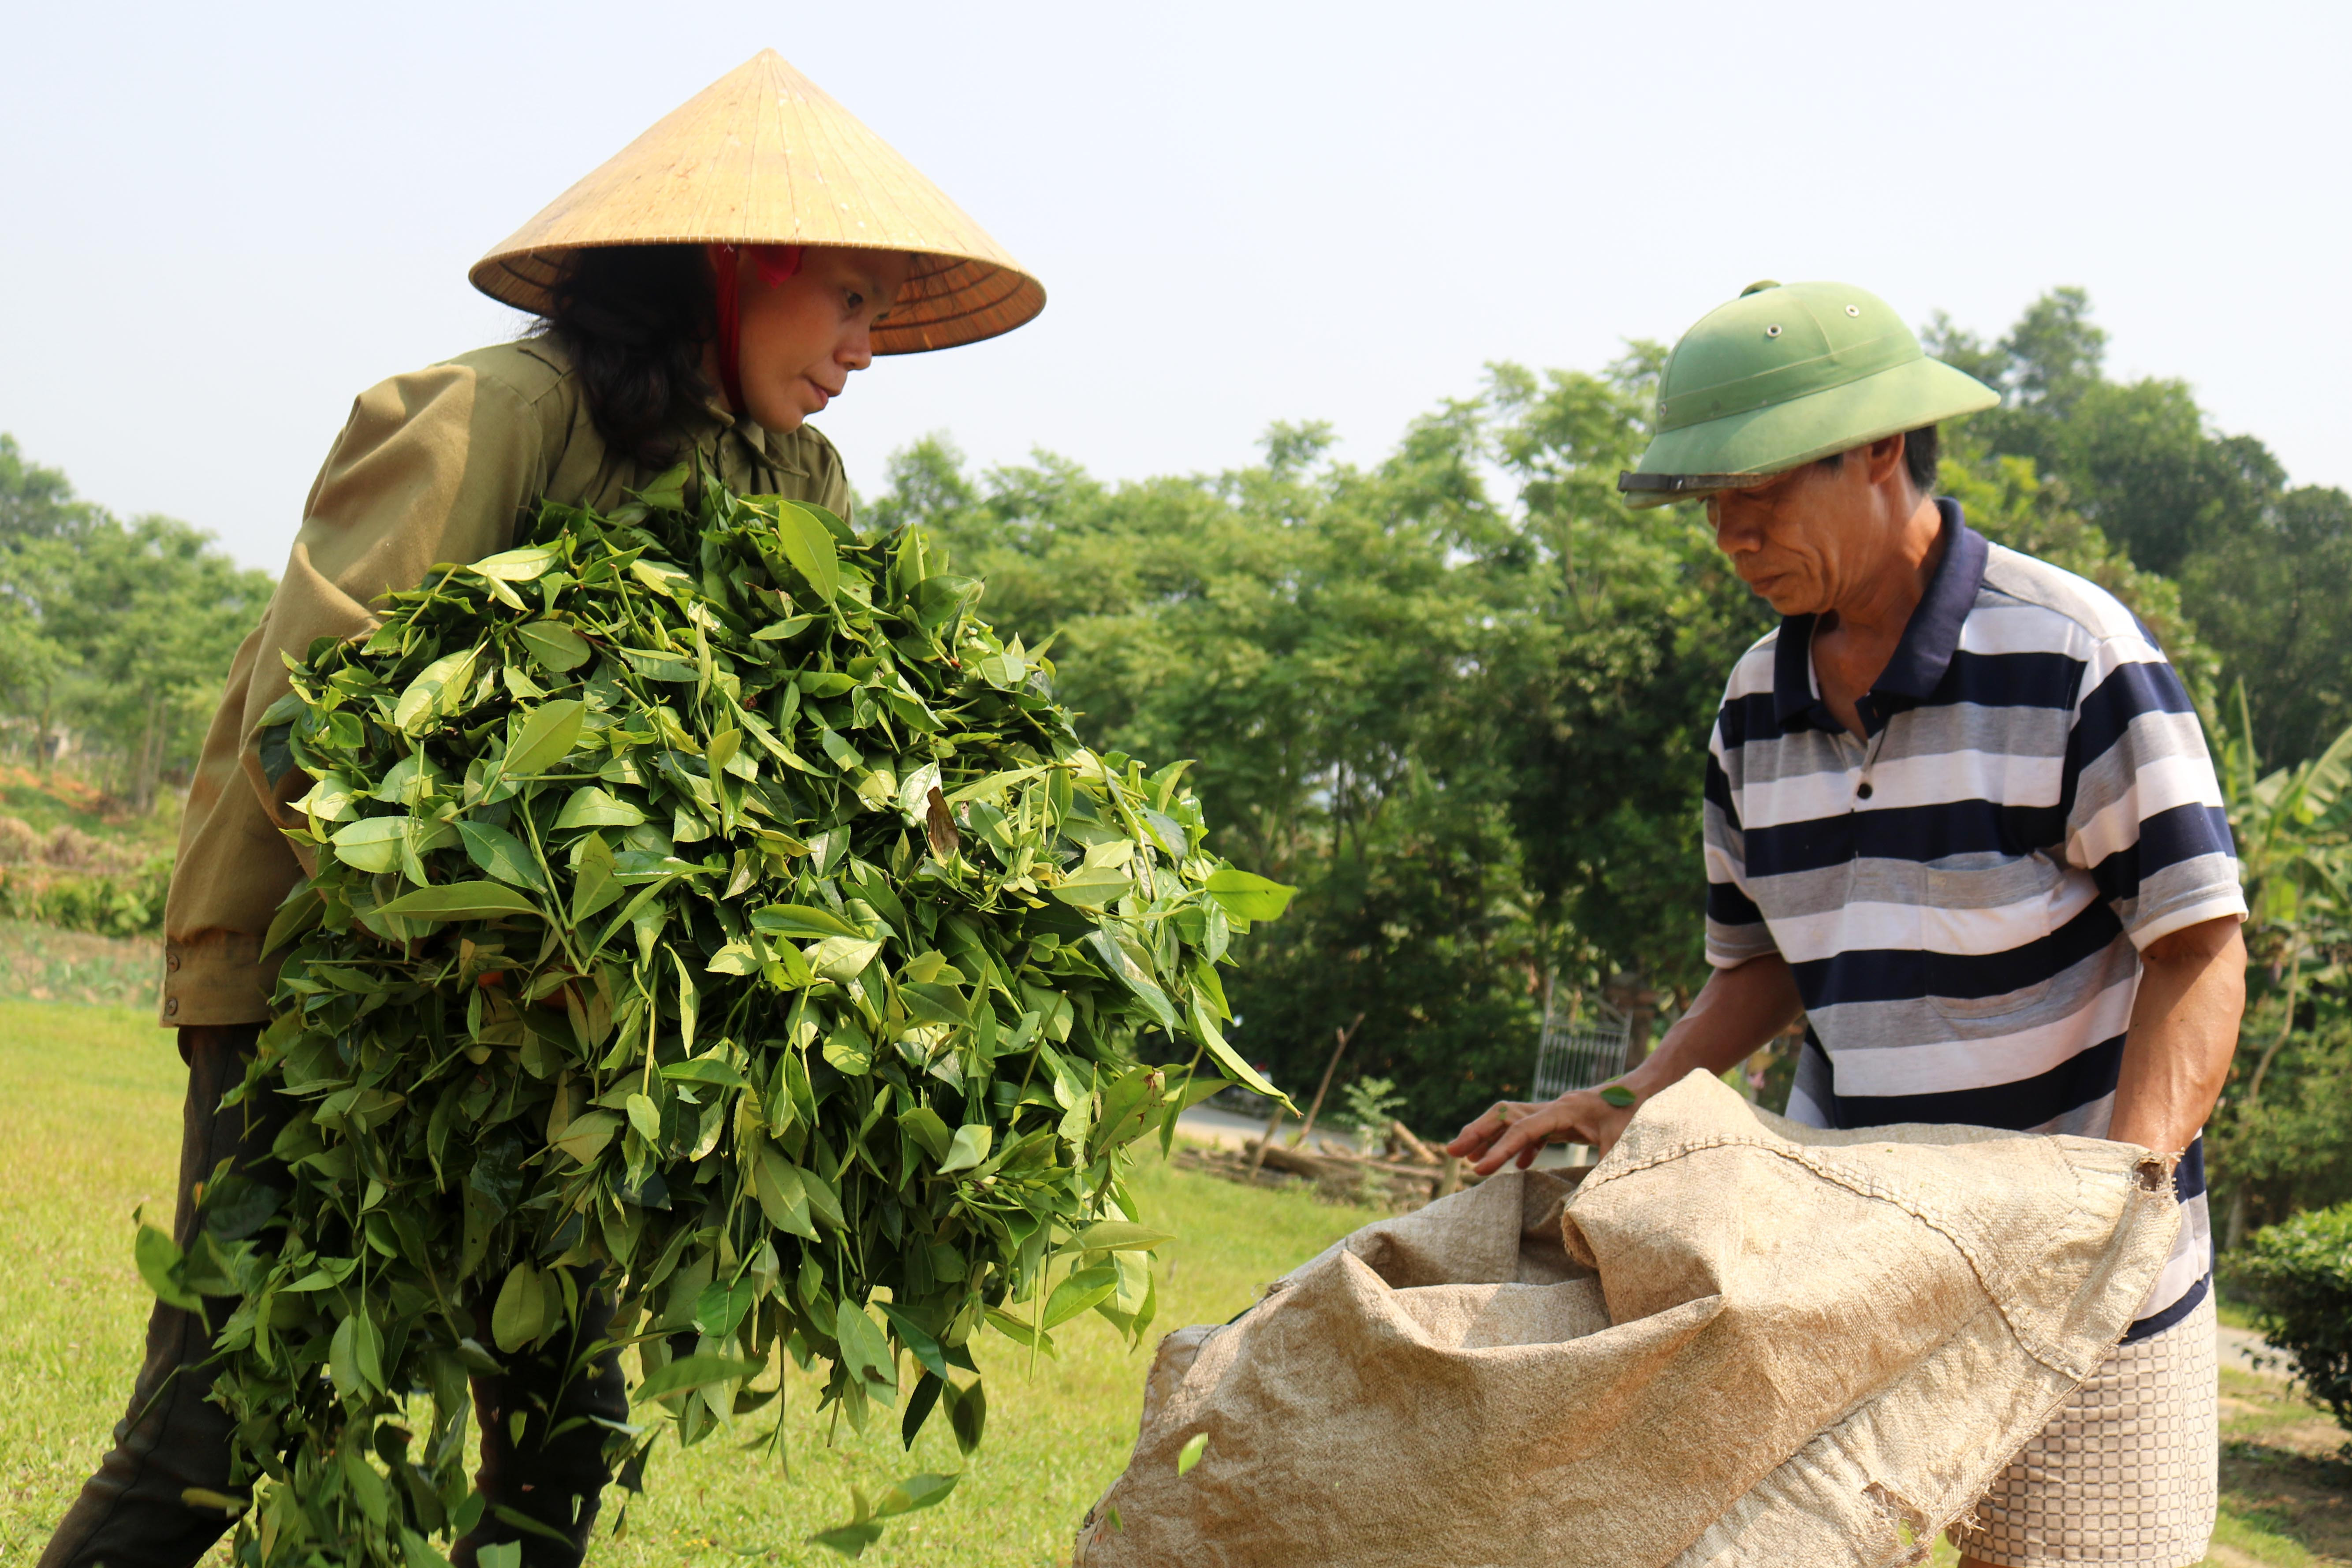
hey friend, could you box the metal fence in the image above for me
[1531,981,1630,1101]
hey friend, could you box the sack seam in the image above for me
[1577,1131,2141,1379]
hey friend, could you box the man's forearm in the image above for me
[1448,951,1804,1169]
[1624,954,1804,1099]
[2109,916,2244,1155]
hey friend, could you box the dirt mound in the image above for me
[42,825,98,868]
[0,816,153,875]
[0,818,41,864]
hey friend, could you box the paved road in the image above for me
[2217,1323,2293,1382]
[1174,1103,1365,1151]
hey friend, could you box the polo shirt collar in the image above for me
[1772,499,1988,735]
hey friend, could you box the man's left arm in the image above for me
[2110,916,2243,1155]
[2062,629,2250,1156]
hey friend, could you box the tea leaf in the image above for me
[392,646,481,735]
[552,786,646,831]
[134,1224,201,1312]
[472,544,562,581]
[491,1262,547,1353]
[1062,1221,1175,1254]
[776,504,841,604]
[516,619,592,672]
[1204,868,1298,921]
[634,1354,760,1403]
[375,882,541,922]
[936,1123,992,1174]
[501,699,586,778]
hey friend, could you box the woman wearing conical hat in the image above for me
[43,53,1041,1568]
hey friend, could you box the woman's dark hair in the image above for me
[537,245,716,464]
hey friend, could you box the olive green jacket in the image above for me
[161,338,854,1026]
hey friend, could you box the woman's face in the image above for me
[729,246,914,432]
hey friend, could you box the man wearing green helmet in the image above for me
[1452,283,2246,1566]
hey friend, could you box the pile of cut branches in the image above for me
[149,470,1293,1566]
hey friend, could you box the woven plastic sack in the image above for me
[1074,1070,2180,1568]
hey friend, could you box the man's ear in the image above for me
[1867,434,1909,489]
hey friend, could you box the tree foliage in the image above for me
[12,280,2348,1240]
[1925,291,2352,764]
[2206,693,2352,1243]
[2234,1202,2352,1438]
[0,434,273,809]
[869,291,2352,1225]
[866,361,1762,1131]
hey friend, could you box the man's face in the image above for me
[1705,454,1884,616]
[734,246,915,432]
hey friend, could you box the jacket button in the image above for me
[1857,782,1875,801]
[164,998,179,1017]
[167,952,181,972]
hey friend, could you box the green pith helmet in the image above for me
[1618,280,1999,508]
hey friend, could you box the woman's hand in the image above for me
[1447,1085,1641,1175]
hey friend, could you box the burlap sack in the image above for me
[1074,1071,2181,1568]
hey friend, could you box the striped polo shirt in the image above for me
[1703,501,2245,1341]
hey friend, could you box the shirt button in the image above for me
[164,998,179,1017]
[1857,782,1875,801]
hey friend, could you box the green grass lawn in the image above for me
[0,920,158,1011]
[1,996,2343,1566]
[0,999,1389,1567]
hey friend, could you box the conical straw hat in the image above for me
[470,51,1044,354]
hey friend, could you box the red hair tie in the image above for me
[710,244,804,414]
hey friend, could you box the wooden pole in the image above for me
[1434,1156,1462,1201]
[1241,1108,1285,1184]
[1290,1013,1366,1148]
[1390,1119,1440,1166]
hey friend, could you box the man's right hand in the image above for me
[1446,1086,1642,1176]
[1449,956,1803,1177]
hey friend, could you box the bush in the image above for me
[2235,1202,2352,1437]
[0,855,171,937]
[1339,1075,1406,1140]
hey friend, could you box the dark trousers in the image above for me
[41,1025,626,1568]
[455,1290,629,1568]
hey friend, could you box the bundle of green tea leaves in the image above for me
[173,470,1294,1567]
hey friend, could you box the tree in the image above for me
[2178,483,2352,764]
[0,436,97,764]
[1929,290,2352,767]
[0,433,101,544]
[1489,351,1773,1004]
[857,357,1790,1127]
[46,515,274,810]
[862,407,1558,1126]
[2207,693,2352,1244]
[0,434,273,806]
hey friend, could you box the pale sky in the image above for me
[4,0,2345,572]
